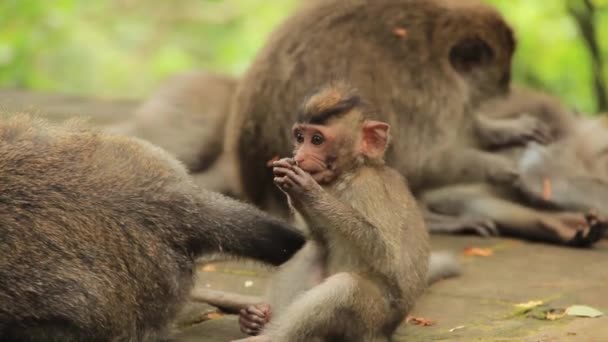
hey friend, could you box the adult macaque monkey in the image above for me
[106,71,240,195]
[422,87,608,246]
[0,113,305,341]
[515,116,608,225]
[225,82,444,342]
[225,0,526,218]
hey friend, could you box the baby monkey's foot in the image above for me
[239,303,272,336]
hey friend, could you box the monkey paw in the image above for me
[487,157,521,185]
[239,303,272,336]
[273,159,321,195]
[505,114,552,145]
[565,212,608,248]
[486,114,552,147]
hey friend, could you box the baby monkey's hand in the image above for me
[273,158,321,196]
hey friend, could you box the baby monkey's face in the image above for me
[291,123,341,184]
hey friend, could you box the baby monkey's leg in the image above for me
[234,272,390,342]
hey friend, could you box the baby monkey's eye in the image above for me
[311,134,324,145]
[295,132,304,143]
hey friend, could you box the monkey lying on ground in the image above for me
[421,86,608,246]
[514,115,608,240]
[106,71,240,196]
[196,82,460,341]
[225,0,535,218]
[0,114,305,341]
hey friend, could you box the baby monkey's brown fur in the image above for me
[233,82,430,342]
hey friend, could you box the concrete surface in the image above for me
[173,235,608,342]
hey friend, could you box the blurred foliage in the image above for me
[487,0,608,113]
[0,0,606,113]
[0,0,299,98]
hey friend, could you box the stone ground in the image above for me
[2,90,608,341]
[172,235,608,342]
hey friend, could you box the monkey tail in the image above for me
[190,288,262,314]
[203,191,306,266]
[426,251,462,285]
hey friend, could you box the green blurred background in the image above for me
[1,0,606,113]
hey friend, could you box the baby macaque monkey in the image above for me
[232,82,431,342]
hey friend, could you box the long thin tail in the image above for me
[427,251,462,285]
[190,288,262,314]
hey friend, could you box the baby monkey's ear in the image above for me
[360,120,390,160]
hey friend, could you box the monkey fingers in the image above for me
[288,165,319,192]
[509,114,553,145]
[274,165,317,194]
[487,160,520,185]
[274,175,295,191]
[566,212,608,248]
[273,164,299,191]
[477,114,553,148]
[239,304,272,336]
[272,158,296,169]
[538,212,602,247]
[272,166,295,177]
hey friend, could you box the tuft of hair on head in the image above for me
[296,80,364,125]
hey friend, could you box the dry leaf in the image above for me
[513,300,544,317]
[449,325,465,332]
[405,316,435,326]
[542,177,552,200]
[463,247,494,257]
[393,27,408,38]
[565,305,604,318]
[200,264,217,272]
[266,155,281,167]
[244,280,254,288]
[545,308,567,321]
[204,312,224,320]
[515,300,544,309]
[525,306,568,321]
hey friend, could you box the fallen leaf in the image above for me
[204,312,224,320]
[463,247,494,257]
[449,325,465,332]
[393,27,408,38]
[266,155,281,167]
[200,264,217,272]
[515,300,544,309]
[543,177,552,200]
[513,301,545,317]
[565,305,604,318]
[244,280,254,288]
[525,306,569,321]
[405,316,435,326]
[546,308,567,321]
